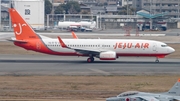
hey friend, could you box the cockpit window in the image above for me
[117,91,139,97]
[161,45,168,47]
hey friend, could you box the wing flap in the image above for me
[73,48,100,54]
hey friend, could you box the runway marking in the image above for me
[88,68,111,75]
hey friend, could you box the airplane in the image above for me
[8,8,175,63]
[106,79,180,101]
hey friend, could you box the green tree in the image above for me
[118,9,126,15]
[54,5,64,14]
[66,1,81,14]
[80,11,89,14]
[104,2,108,6]
[55,1,80,14]
[45,0,52,15]
[118,5,136,15]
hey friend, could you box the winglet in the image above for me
[71,31,78,39]
[57,36,67,48]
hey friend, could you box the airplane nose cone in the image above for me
[168,47,175,53]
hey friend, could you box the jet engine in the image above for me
[99,51,116,60]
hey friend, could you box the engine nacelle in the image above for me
[99,51,116,60]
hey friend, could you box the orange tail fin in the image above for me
[9,8,39,40]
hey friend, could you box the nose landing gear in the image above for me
[155,57,159,63]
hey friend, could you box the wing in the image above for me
[57,36,102,55]
[72,48,100,55]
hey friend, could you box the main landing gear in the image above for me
[87,54,95,63]
[155,57,159,63]
[87,57,94,63]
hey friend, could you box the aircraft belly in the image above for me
[115,47,168,57]
[115,48,150,54]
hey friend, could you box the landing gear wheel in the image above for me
[155,57,159,63]
[91,57,94,62]
[87,58,92,63]
[155,59,159,63]
[87,57,94,63]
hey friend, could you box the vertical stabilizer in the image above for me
[168,79,180,95]
[9,8,39,40]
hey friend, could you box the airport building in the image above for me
[121,0,132,6]
[132,0,180,18]
[0,0,179,30]
[13,0,45,30]
[0,0,45,30]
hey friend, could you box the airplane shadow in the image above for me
[0,59,180,64]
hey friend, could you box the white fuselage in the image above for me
[40,38,174,56]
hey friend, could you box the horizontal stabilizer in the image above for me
[7,37,27,43]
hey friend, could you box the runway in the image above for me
[0,54,180,76]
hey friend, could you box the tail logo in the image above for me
[13,23,27,35]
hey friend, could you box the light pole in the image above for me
[47,14,49,27]
[134,0,136,15]
[63,10,65,21]
[0,0,1,30]
[99,11,101,29]
[178,0,179,18]
[150,0,152,30]
[96,14,98,29]
[51,0,54,25]
[126,0,128,16]
[9,0,12,30]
